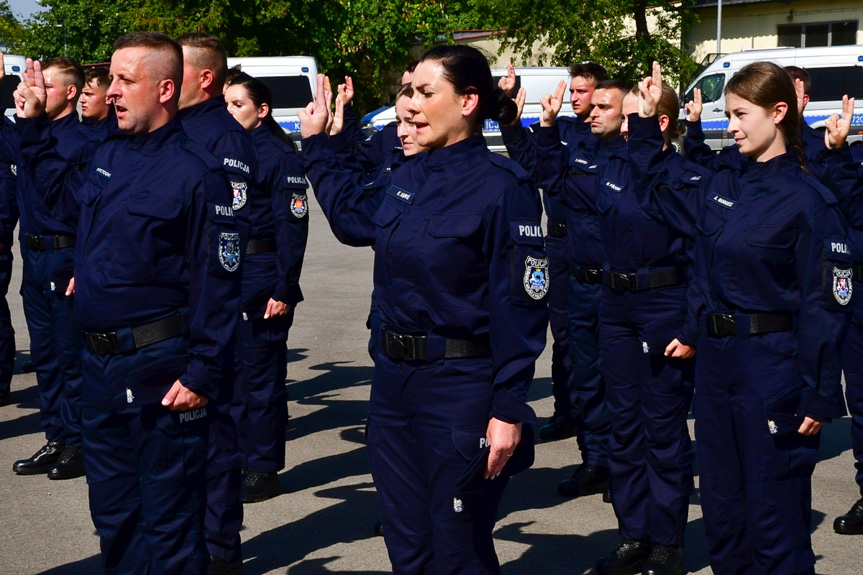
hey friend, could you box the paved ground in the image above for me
[1,195,862,574]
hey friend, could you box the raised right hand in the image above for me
[298,74,331,138]
[684,87,702,122]
[540,80,565,127]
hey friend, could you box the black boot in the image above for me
[539,411,579,441]
[642,544,683,575]
[208,557,244,575]
[0,389,10,407]
[834,496,863,535]
[48,445,86,480]
[596,540,651,575]
[557,464,609,498]
[13,440,65,475]
[242,471,280,503]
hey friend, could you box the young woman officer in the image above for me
[628,62,851,575]
[300,45,548,574]
[224,73,309,503]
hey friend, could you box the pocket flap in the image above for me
[428,212,484,238]
[126,191,183,220]
[745,225,797,249]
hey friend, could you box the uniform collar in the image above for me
[127,117,183,152]
[597,134,627,159]
[425,133,487,166]
[250,123,271,143]
[178,96,227,121]
[51,111,80,130]
[743,150,802,181]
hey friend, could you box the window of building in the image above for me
[778,21,858,48]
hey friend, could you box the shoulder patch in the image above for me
[218,232,241,272]
[834,267,853,306]
[231,181,247,210]
[290,193,308,218]
[523,256,550,300]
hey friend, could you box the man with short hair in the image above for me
[81,66,110,123]
[14,31,241,573]
[3,55,91,481]
[176,31,257,575]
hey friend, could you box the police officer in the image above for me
[2,56,92,480]
[176,32,259,574]
[500,63,611,448]
[0,118,16,408]
[536,71,701,575]
[632,61,850,575]
[224,72,309,504]
[13,32,241,574]
[302,45,548,574]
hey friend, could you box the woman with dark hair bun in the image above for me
[300,44,548,573]
[628,61,851,575]
[224,72,309,503]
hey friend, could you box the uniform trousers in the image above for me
[696,330,818,575]
[368,352,509,575]
[600,285,694,547]
[568,267,608,466]
[20,242,82,446]
[206,373,242,563]
[82,337,210,575]
[0,240,15,394]
[841,308,863,496]
[546,233,574,418]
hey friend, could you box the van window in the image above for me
[258,76,314,109]
[807,66,863,100]
[778,21,858,48]
[686,73,725,104]
[0,75,18,109]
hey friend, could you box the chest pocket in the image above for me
[423,212,486,293]
[109,191,186,282]
[743,225,798,298]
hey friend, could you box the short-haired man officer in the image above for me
[2,55,92,480]
[14,31,241,574]
[176,31,258,575]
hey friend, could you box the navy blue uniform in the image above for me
[17,114,241,575]
[232,124,308,474]
[0,130,17,397]
[305,133,548,574]
[0,112,90,448]
[632,114,850,574]
[529,118,609,466]
[538,117,701,548]
[179,95,258,564]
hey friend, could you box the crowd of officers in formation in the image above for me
[0,24,862,575]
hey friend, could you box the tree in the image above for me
[452,0,699,88]
[0,1,21,51]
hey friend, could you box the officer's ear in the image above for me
[771,101,788,125]
[460,90,479,119]
[158,78,176,105]
[199,68,215,91]
[257,102,269,121]
[65,83,77,103]
[658,114,670,133]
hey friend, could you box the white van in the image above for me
[360,66,576,153]
[682,45,863,150]
[226,56,318,144]
[2,55,26,120]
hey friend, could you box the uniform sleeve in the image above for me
[815,146,863,227]
[354,122,395,174]
[302,132,377,247]
[797,203,852,421]
[0,116,19,164]
[500,122,537,175]
[179,169,242,401]
[214,131,259,247]
[271,152,309,305]
[339,103,366,149]
[485,179,549,424]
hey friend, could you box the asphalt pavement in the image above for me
[1,194,862,574]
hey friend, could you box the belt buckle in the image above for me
[27,235,45,250]
[87,332,120,355]
[384,329,407,360]
[611,272,637,291]
[709,313,736,337]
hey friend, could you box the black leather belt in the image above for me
[246,238,277,255]
[382,327,490,361]
[572,266,602,285]
[706,312,793,338]
[25,234,75,251]
[605,267,684,292]
[548,222,567,238]
[85,312,185,355]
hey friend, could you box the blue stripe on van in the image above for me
[702,114,863,132]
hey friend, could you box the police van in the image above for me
[2,55,27,120]
[682,45,863,150]
[360,66,576,153]
[226,56,318,145]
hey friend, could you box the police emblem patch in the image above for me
[523,256,550,300]
[219,232,241,272]
[291,193,308,218]
[453,497,464,513]
[833,267,853,306]
[231,181,247,210]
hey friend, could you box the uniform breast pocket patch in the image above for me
[291,193,308,218]
[219,232,241,272]
[834,267,853,306]
[523,256,550,300]
[231,181,248,210]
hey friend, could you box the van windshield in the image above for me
[258,76,314,109]
[685,73,725,104]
